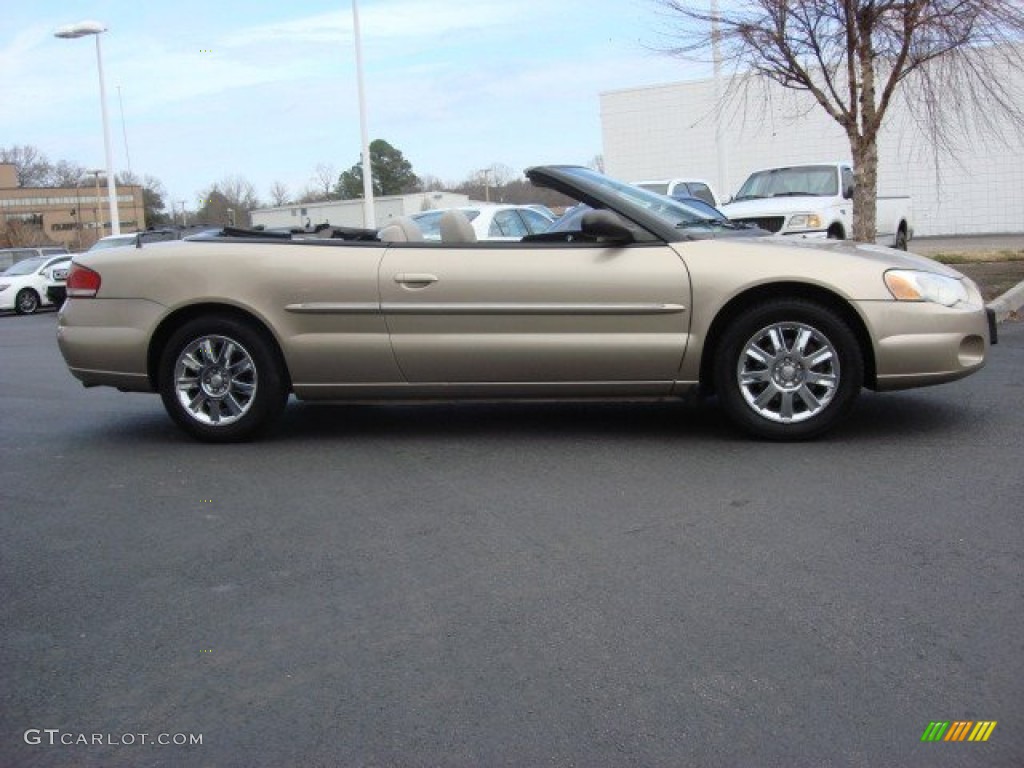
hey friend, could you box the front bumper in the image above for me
[855,299,992,391]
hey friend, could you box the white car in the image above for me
[0,254,72,314]
[410,205,554,241]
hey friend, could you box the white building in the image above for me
[601,60,1024,237]
[250,191,470,230]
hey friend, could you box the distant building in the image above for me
[0,163,146,250]
[250,191,471,230]
[601,50,1024,237]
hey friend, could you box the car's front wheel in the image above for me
[15,288,40,315]
[158,316,288,442]
[713,300,864,440]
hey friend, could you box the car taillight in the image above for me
[66,264,102,298]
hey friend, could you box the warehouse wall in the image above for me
[601,56,1024,237]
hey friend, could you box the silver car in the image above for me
[56,166,995,442]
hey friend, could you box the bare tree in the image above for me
[0,145,51,187]
[417,174,448,192]
[311,163,337,200]
[197,176,260,226]
[486,163,515,187]
[0,219,53,248]
[269,180,290,207]
[655,0,1024,242]
[48,159,88,187]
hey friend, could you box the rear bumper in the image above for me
[56,298,165,392]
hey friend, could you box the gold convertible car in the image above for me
[56,166,996,442]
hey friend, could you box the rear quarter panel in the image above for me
[72,240,404,387]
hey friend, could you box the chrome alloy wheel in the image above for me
[736,322,840,423]
[173,335,258,426]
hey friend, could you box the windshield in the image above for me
[411,209,481,240]
[734,165,839,201]
[672,197,727,221]
[544,171,745,234]
[557,168,736,231]
[88,235,136,251]
[3,257,46,276]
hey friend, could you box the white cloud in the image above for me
[221,0,532,48]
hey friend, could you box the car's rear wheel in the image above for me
[714,300,863,440]
[15,288,40,315]
[159,316,288,442]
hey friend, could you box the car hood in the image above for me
[743,236,966,278]
[720,196,835,217]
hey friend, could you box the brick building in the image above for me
[0,163,145,250]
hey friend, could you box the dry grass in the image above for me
[931,249,1024,264]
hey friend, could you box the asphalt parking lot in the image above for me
[1,311,1022,767]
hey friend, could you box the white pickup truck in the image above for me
[719,163,912,250]
[632,178,721,208]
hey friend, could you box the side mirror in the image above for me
[843,185,854,200]
[580,210,634,244]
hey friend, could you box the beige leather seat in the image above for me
[378,216,424,242]
[439,210,477,243]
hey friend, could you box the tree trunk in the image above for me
[849,134,879,243]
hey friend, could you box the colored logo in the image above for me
[921,721,997,742]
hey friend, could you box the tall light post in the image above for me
[351,1,375,228]
[89,169,104,246]
[55,20,121,236]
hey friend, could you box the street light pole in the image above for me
[92,170,103,245]
[55,20,121,237]
[351,0,375,228]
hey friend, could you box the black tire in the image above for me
[15,288,40,315]
[713,299,864,440]
[158,316,288,442]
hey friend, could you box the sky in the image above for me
[2,0,707,211]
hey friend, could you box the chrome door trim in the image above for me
[285,303,380,315]
[380,302,686,315]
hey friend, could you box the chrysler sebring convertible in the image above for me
[56,166,995,442]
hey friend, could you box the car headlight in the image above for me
[884,269,970,307]
[787,213,822,230]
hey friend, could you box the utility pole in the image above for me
[352,0,375,228]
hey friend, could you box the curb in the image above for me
[988,279,1024,323]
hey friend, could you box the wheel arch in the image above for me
[698,282,876,393]
[147,303,292,392]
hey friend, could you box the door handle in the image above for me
[394,273,438,287]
